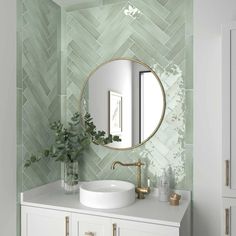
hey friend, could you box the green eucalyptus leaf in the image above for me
[44,149,50,157]
[30,155,37,162]
[24,160,31,168]
[24,112,122,168]
[113,136,121,142]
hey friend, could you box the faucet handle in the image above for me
[137,159,145,166]
[135,187,150,199]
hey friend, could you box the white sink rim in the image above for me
[81,180,134,193]
[80,180,136,209]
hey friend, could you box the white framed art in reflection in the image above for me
[109,91,122,135]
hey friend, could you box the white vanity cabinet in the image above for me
[20,182,190,236]
[22,206,184,236]
[222,21,236,236]
[21,206,71,236]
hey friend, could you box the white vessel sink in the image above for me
[80,180,135,209]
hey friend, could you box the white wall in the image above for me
[0,0,16,235]
[194,1,236,236]
[132,63,147,145]
[88,60,132,148]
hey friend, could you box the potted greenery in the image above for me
[24,112,121,193]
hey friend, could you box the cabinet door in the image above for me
[222,198,236,236]
[222,22,236,198]
[113,219,179,236]
[72,213,112,236]
[21,206,71,236]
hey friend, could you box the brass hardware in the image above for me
[225,160,230,186]
[65,216,69,236]
[169,193,181,206]
[84,232,94,236]
[112,223,117,236]
[111,160,150,199]
[135,187,150,194]
[111,160,144,169]
[225,208,230,235]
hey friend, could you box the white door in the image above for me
[222,198,236,236]
[222,22,236,198]
[21,206,71,236]
[113,219,179,236]
[72,213,112,236]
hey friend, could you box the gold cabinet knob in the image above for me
[84,232,94,236]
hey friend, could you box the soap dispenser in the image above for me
[158,169,170,202]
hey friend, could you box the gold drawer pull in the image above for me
[225,208,230,235]
[84,232,94,236]
[113,223,117,236]
[65,216,69,236]
[225,160,230,186]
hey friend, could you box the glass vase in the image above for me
[63,161,79,194]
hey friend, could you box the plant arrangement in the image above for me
[24,112,121,168]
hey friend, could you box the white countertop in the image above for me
[21,181,191,227]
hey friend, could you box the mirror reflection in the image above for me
[81,59,166,149]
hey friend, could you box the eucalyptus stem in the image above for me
[24,112,121,168]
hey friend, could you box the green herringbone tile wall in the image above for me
[17,0,61,193]
[64,0,193,189]
[17,0,193,193]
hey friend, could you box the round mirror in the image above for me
[80,59,166,150]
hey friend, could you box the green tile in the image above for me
[60,95,67,123]
[185,90,193,144]
[185,0,193,37]
[165,24,185,49]
[165,0,185,14]
[165,39,185,61]
[17,145,23,200]
[65,0,103,11]
[172,48,185,67]
[17,32,23,89]
[130,34,169,66]
[17,89,23,145]
[129,0,169,28]
[70,11,100,39]
[19,0,61,193]
[102,0,127,5]
[184,144,193,190]
[97,3,127,32]
[185,36,193,89]
[134,14,170,44]
[58,51,67,95]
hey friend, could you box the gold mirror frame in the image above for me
[79,58,166,150]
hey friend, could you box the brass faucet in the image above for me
[111,159,150,199]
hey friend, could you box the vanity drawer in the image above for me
[113,219,179,236]
[72,213,112,236]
